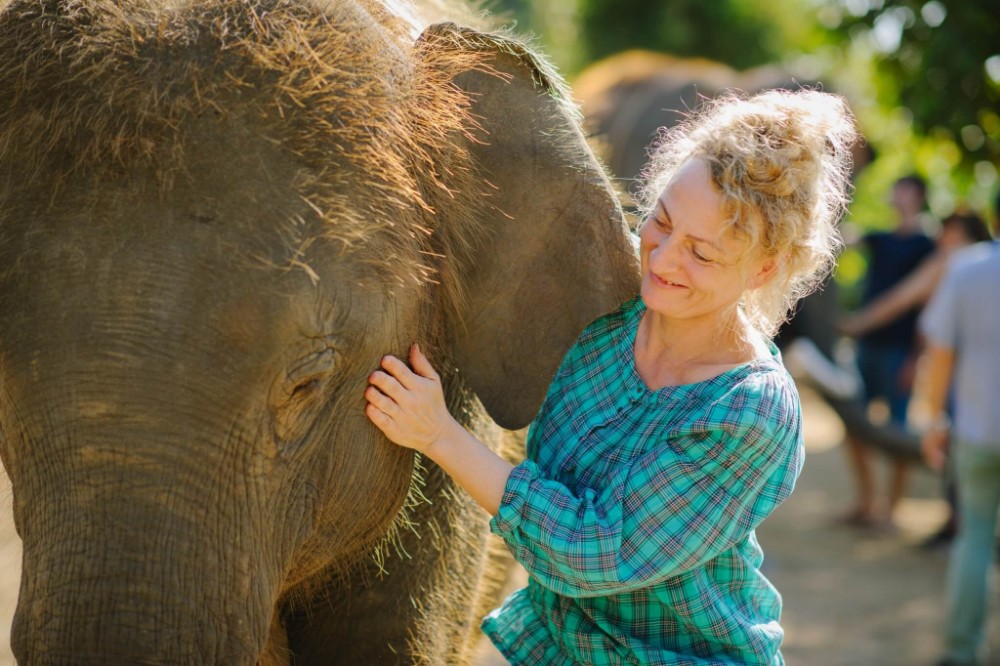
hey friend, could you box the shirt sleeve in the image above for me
[489,372,804,599]
[919,258,961,349]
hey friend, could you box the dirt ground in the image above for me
[2,386,998,665]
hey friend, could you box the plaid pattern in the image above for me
[482,297,804,665]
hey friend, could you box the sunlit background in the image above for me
[0,1,997,664]
[486,0,998,294]
[467,2,1000,664]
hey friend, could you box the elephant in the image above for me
[0,0,639,663]
[572,49,920,460]
[573,50,757,196]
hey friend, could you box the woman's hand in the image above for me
[365,344,458,455]
[365,343,514,515]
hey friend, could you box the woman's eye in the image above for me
[692,248,713,264]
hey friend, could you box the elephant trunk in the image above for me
[10,433,279,665]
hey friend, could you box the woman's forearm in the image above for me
[425,420,515,516]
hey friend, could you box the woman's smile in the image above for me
[649,273,687,290]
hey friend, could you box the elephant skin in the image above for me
[0,1,639,663]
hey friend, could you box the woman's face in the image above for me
[638,158,770,328]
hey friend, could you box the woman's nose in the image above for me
[647,233,680,271]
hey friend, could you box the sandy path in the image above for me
[2,387,997,665]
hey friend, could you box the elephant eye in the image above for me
[269,346,342,455]
[285,348,339,401]
[289,378,322,400]
[287,348,338,385]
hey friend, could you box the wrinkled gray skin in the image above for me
[573,51,914,458]
[0,1,639,664]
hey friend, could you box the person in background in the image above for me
[364,89,858,665]
[919,202,1000,666]
[840,175,936,530]
[841,211,991,548]
[840,212,991,339]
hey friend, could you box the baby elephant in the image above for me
[0,0,638,663]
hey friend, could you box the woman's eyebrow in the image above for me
[689,233,722,251]
[654,201,670,221]
[658,201,722,251]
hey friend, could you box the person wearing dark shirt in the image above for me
[859,228,936,356]
[841,175,935,530]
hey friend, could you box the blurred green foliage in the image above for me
[833,1,999,179]
[575,0,780,71]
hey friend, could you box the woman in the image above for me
[365,89,857,665]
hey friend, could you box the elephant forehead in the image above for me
[0,0,482,248]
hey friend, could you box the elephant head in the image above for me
[0,0,638,663]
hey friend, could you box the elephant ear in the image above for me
[419,24,640,430]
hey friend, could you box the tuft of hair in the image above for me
[0,0,582,330]
[0,0,496,291]
[637,88,859,337]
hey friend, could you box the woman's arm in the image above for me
[367,346,802,597]
[364,345,513,515]
[841,252,947,337]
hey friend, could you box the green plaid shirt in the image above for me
[482,297,803,665]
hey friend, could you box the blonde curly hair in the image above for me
[637,88,859,337]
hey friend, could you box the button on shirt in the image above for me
[483,297,804,665]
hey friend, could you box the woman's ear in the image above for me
[418,23,639,429]
[746,255,780,290]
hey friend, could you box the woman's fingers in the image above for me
[379,354,418,390]
[376,347,441,396]
[369,368,407,402]
[365,401,390,424]
[409,343,440,381]
[365,345,451,453]
[364,385,398,415]
[365,402,401,439]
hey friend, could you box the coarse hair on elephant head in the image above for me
[0,0,639,664]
